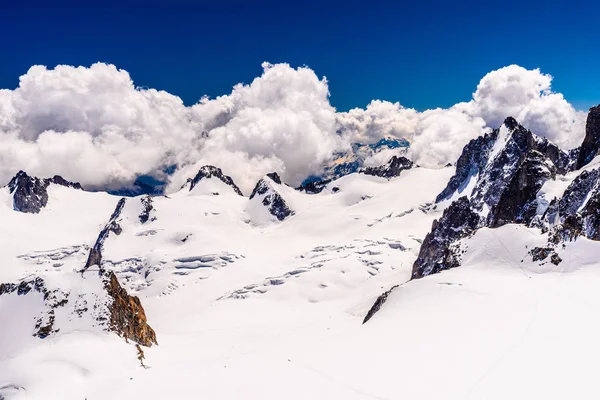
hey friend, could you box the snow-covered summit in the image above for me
[182,165,244,196]
[5,170,82,213]
[247,172,295,222]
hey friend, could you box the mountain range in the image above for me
[1,107,600,399]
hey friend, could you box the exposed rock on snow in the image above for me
[296,178,332,194]
[6,170,82,213]
[84,198,127,270]
[0,277,67,338]
[412,117,574,279]
[139,195,156,224]
[362,284,399,324]
[411,196,479,279]
[0,272,157,347]
[184,165,243,196]
[105,271,157,347]
[576,105,600,169]
[488,150,556,227]
[249,172,294,221]
[437,117,573,211]
[360,156,413,178]
[529,247,562,265]
[543,167,600,242]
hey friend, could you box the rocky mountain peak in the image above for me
[576,104,600,169]
[360,156,413,178]
[414,118,573,280]
[266,172,282,184]
[503,116,520,131]
[411,196,480,279]
[186,165,243,196]
[6,170,83,213]
[249,173,294,221]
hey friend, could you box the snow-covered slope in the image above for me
[4,109,600,400]
[0,163,454,399]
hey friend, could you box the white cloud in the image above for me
[408,109,486,167]
[466,65,586,149]
[336,64,586,167]
[0,63,202,190]
[169,62,346,193]
[336,100,419,144]
[0,62,588,193]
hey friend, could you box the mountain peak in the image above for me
[266,172,282,185]
[503,116,520,131]
[248,173,294,221]
[576,104,600,169]
[6,171,83,213]
[360,155,413,178]
[186,165,243,196]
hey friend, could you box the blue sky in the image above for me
[2,0,599,111]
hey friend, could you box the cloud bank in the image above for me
[0,62,587,193]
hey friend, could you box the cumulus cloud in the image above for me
[0,63,202,189]
[408,109,486,167]
[0,62,346,193]
[337,64,586,166]
[0,61,588,193]
[465,65,586,149]
[336,100,419,144]
[168,62,346,192]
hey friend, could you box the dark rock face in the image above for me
[544,167,600,242]
[0,277,68,338]
[438,117,573,211]
[436,132,498,203]
[576,105,600,169]
[361,156,413,178]
[362,284,399,324]
[488,150,556,228]
[138,195,155,224]
[84,198,126,270]
[529,247,562,265]
[186,165,243,196]
[1,273,157,347]
[250,173,294,221]
[6,171,82,213]
[411,197,480,279]
[296,178,332,194]
[105,271,157,347]
[414,118,573,278]
[266,172,282,185]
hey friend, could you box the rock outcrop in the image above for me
[436,132,498,202]
[576,105,600,169]
[362,284,399,324]
[249,172,294,221]
[410,117,574,280]
[0,277,67,338]
[105,271,157,347]
[6,171,82,213]
[437,117,573,211]
[84,198,126,270]
[185,165,243,196]
[488,150,556,227]
[0,272,157,347]
[541,167,600,243]
[139,195,155,224]
[411,197,480,279]
[360,156,413,178]
[296,178,332,194]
